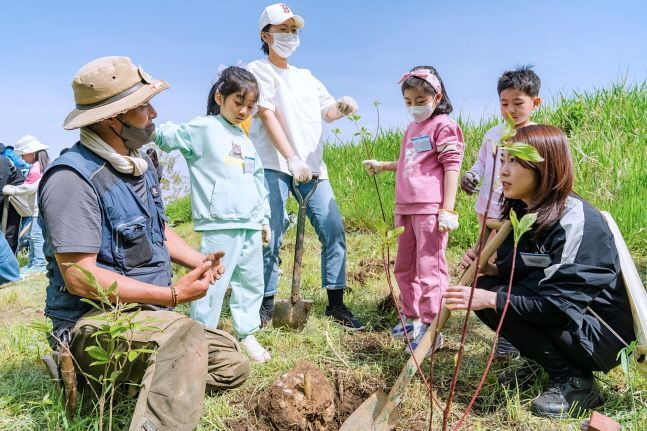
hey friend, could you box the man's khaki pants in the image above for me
[70,310,250,431]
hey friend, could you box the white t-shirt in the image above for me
[248,58,336,179]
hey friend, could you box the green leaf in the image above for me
[386,226,405,240]
[509,209,519,232]
[134,348,157,355]
[500,115,517,142]
[85,345,109,361]
[79,297,103,310]
[128,350,139,362]
[620,349,629,375]
[519,212,537,231]
[374,219,388,237]
[106,281,118,298]
[109,324,129,338]
[503,142,544,162]
[511,211,537,245]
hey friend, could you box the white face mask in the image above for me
[407,102,436,123]
[270,33,300,58]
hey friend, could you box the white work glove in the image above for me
[460,170,480,195]
[286,156,312,184]
[362,160,384,176]
[262,224,271,247]
[438,209,459,233]
[2,185,17,196]
[336,96,358,116]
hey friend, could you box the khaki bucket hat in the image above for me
[63,56,169,130]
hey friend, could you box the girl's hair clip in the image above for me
[398,69,442,94]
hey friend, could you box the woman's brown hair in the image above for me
[500,124,574,235]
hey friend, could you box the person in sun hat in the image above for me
[38,56,249,431]
[248,3,366,331]
[2,135,51,277]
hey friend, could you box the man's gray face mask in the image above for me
[115,118,155,151]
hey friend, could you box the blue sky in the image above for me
[1,0,645,160]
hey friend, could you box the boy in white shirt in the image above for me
[248,3,364,330]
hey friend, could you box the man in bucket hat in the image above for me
[38,56,249,431]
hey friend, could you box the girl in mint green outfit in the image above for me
[155,67,272,362]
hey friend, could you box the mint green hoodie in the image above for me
[155,115,270,231]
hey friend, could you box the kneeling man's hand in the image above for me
[203,251,226,283]
[175,261,217,303]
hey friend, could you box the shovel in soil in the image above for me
[272,175,319,330]
[340,220,511,431]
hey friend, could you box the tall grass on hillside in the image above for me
[325,82,647,254]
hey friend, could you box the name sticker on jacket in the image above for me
[520,252,552,268]
[411,136,433,152]
[243,157,255,174]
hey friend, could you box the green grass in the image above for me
[1,83,645,430]
[0,225,645,430]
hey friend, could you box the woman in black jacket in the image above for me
[445,124,635,418]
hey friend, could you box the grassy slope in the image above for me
[1,84,645,430]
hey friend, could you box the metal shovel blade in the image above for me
[272,298,315,330]
[340,390,398,431]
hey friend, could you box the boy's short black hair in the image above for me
[260,24,271,56]
[497,65,541,97]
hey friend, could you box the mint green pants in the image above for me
[191,229,263,337]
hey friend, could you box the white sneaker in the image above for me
[392,317,425,340]
[240,334,271,363]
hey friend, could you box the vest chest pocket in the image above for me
[114,216,154,269]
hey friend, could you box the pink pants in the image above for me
[394,213,449,324]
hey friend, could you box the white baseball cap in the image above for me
[258,3,305,31]
[14,135,49,155]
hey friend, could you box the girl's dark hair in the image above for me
[35,150,50,174]
[500,124,574,236]
[260,24,271,55]
[400,65,453,115]
[206,66,259,116]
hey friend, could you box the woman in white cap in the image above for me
[2,135,50,277]
[248,3,365,330]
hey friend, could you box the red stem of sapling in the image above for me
[442,147,500,430]
[451,247,517,430]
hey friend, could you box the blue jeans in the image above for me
[263,169,346,297]
[28,216,47,269]
[0,233,19,284]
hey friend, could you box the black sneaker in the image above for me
[497,361,542,389]
[325,304,366,331]
[531,376,604,418]
[259,300,274,328]
[495,336,521,360]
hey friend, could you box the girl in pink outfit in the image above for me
[363,66,464,353]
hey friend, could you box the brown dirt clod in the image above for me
[256,360,336,431]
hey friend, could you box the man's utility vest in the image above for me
[40,143,172,331]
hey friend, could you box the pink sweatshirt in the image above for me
[395,114,465,214]
[25,161,42,185]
